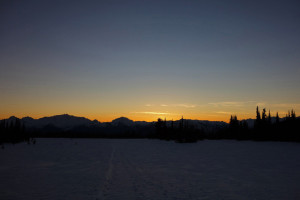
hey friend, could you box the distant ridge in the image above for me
[1,114,299,142]
[111,117,134,126]
[3,114,294,129]
[1,114,228,134]
[21,114,100,130]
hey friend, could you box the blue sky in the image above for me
[1,0,299,121]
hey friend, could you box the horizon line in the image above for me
[1,113,290,123]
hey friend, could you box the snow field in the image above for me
[1,139,300,200]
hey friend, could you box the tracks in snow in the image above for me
[99,144,115,199]
[98,143,168,200]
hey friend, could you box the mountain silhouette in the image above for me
[0,114,227,135]
[111,117,134,126]
[22,114,100,130]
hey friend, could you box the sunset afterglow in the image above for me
[1,0,299,122]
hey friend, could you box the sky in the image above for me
[1,0,300,122]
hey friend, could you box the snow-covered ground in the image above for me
[1,139,300,200]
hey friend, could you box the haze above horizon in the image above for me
[1,0,299,122]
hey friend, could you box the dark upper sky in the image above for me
[1,0,300,121]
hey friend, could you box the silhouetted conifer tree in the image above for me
[267,110,271,125]
[291,109,296,120]
[256,106,261,121]
[276,112,280,124]
[0,118,29,144]
[179,116,184,130]
[255,106,261,130]
[155,118,164,138]
[262,108,267,122]
[228,115,240,139]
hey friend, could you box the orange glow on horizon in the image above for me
[0,112,254,123]
[0,103,297,123]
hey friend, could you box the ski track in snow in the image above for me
[99,143,155,200]
[1,139,300,200]
[100,144,115,199]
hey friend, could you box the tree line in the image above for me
[0,118,31,144]
[221,106,300,141]
[154,106,299,142]
[153,117,204,143]
[1,107,299,144]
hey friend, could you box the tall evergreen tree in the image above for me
[229,115,239,129]
[291,109,296,120]
[256,106,261,121]
[267,110,271,124]
[276,112,280,124]
[255,106,261,129]
[262,108,267,122]
[179,116,184,130]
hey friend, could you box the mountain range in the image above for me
[3,114,228,134]
[2,114,296,138]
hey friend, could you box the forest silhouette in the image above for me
[0,107,299,144]
[221,107,300,142]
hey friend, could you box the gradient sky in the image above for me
[1,0,300,122]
